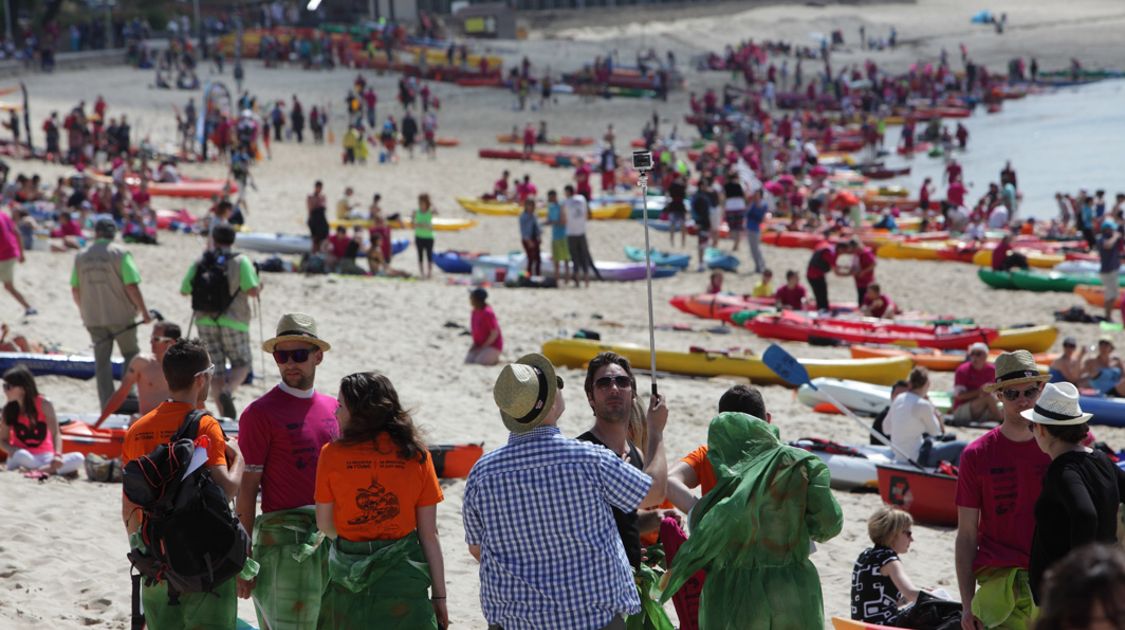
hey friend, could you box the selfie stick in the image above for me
[635,151,658,396]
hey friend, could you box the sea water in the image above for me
[888,78,1125,220]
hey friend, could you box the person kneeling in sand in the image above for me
[851,507,921,625]
[96,321,181,424]
[465,288,502,366]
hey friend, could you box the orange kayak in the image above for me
[1075,284,1123,308]
[850,345,1055,371]
[427,443,483,478]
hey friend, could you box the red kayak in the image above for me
[670,293,854,321]
[876,464,957,526]
[744,312,997,350]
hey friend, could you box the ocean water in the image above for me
[885,78,1125,220]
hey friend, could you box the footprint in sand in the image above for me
[82,598,112,613]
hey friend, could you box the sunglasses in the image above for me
[274,348,314,364]
[195,364,215,378]
[595,375,633,390]
[1001,385,1041,401]
[555,376,564,391]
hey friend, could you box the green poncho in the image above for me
[660,412,844,629]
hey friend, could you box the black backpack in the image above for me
[191,250,239,317]
[124,410,249,605]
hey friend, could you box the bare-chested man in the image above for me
[95,322,181,424]
[1048,336,1086,386]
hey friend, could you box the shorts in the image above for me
[669,213,686,231]
[0,258,15,284]
[198,324,252,370]
[552,238,571,262]
[725,212,745,231]
[1101,272,1119,303]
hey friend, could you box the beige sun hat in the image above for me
[982,350,1050,393]
[1020,382,1093,426]
[493,353,559,434]
[261,313,332,353]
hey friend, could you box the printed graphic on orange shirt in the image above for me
[348,477,400,526]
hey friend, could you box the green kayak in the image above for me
[978,269,1017,289]
[981,268,1125,292]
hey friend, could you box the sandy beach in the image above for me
[2,0,1125,627]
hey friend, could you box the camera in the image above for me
[632,150,653,171]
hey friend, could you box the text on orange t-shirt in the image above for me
[121,401,228,468]
[314,433,443,542]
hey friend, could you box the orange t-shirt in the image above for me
[681,444,717,496]
[121,401,228,468]
[314,433,443,542]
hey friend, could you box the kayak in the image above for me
[876,463,957,526]
[745,312,998,350]
[991,325,1059,353]
[670,293,855,321]
[623,246,690,269]
[795,377,952,415]
[235,232,408,256]
[1075,284,1122,308]
[472,253,679,282]
[0,352,124,381]
[428,443,484,478]
[971,249,1064,269]
[832,616,899,630]
[154,208,197,230]
[495,134,594,146]
[850,345,1056,371]
[456,197,632,220]
[144,180,237,199]
[790,438,892,490]
[541,338,912,386]
[1078,395,1125,428]
[434,251,485,274]
[979,268,1121,293]
[978,268,1017,289]
[704,248,739,271]
[332,217,479,232]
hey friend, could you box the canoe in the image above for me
[623,246,690,269]
[850,345,1056,371]
[333,217,479,232]
[235,232,408,256]
[876,463,958,526]
[795,377,952,415]
[991,325,1059,353]
[1075,284,1122,308]
[0,352,124,381]
[745,312,998,350]
[971,249,1064,269]
[790,438,892,490]
[1078,396,1125,428]
[541,338,912,386]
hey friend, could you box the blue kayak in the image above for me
[705,248,740,271]
[434,251,478,274]
[1079,395,1125,428]
[623,246,690,269]
[0,352,124,381]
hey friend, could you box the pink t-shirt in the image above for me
[955,427,1050,571]
[238,387,340,513]
[0,211,21,261]
[775,284,807,310]
[855,247,877,286]
[991,241,1011,271]
[953,361,995,410]
[471,306,503,350]
[7,397,52,455]
[947,182,966,207]
[328,233,351,259]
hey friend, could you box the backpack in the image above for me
[124,410,248,604]
[191,250,239,317]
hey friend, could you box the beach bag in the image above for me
[84,453,122,483]
[124,410,248,604]
[888,590,963,629]
[191,250,239,316]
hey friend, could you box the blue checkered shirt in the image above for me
[463,425,651,630]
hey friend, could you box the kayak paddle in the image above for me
[761,343,928,471]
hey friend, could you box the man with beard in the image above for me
[235,313,339,629]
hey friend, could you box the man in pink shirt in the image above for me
[955,351,1051,629]
[235,313,339,629]
[466,288,503,365]
[0,208,34,315]
[947,174,966,209]
[952,343,1001,425]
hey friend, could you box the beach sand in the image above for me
[2,1,1125,627]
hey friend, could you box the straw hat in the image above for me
[983,350,1050,393]
[1020,382,1093,426]
[493,353,558,434]
[261,313,331,353]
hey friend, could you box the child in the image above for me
[466,288,503,366]
[774,270,808,310]
[850,507,920,625]
[706,270,723,294]
[861,284,901,319]
[752,268,774,298]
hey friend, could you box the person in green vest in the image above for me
[413,193,436,279]
[661,410,843,628]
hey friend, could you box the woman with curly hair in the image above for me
[314,372,447,629]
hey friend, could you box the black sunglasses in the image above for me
[1001,385,1041,401]
[595,375,633,390]
[273,348,314,364]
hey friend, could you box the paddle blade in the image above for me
[762,344,812,387]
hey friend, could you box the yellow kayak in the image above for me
[331,217,478,232]
[456,197,631,220]
[972,249,1063,269]
[991,325,1058,354]
[541,338,912,386]
[876,240,947,260]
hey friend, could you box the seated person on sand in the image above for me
[50,211,85,251]
[951,343,1002,425]
[0,323,43,353]
[1083,336,1125,396]
[885,367,966,466]
[465,288,503,366]
[774,270,808,310]
[1049,336,1087,386]
[706,270,723,294]
[0,366,84,476]
[861,283,902,319]
[752,268,774,298]
[850,507,921,626]
[96,322,181,424]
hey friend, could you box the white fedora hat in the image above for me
[1020,382,1093,426]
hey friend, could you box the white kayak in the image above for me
[797,377,954,415]
[1054,260,1125,275]
[235,232,311,255]
[790,439,893,490]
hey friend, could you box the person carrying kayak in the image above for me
[805,240,853,312]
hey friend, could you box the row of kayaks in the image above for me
[235,233,410,256]
[451,251,678,282]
